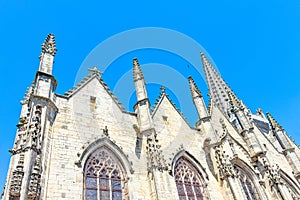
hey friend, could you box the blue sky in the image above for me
[1,0,300,191]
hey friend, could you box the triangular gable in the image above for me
[57,72,129,114]
[152,92,195,130]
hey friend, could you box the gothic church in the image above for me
[3,34,300,200]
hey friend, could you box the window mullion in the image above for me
[245,179,254,200]
[182,176,188,199]
[109,177,112,200]
[97,174,100,200]
[190,175,197,199]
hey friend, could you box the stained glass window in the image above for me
[236,166,259,200]
[84,147,126,200]
[174,157,208,200]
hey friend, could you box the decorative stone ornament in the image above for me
[41,34,57,56]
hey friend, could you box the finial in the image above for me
[133,58,139,66]
[133,58,144,81]
[256,108,267,119]
[257,108,262,114]
[88,66,102,76]
[41,33,57,56]
[160,86,166,94]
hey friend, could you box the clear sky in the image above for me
[1,0,300,192]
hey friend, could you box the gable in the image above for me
[54,75,138,150]
[152,95,193,133]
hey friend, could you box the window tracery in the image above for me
[174,157,208,200]
[236,166,259,200]
[84,147,127,200]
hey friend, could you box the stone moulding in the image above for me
[75,137,134,174]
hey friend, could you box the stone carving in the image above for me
[13,118,28,152]
[88,66,102,76]
[9,105,43,199]
[146,134,168,173]
[10,105,42,155]
[28,155,41,200]
[41,33,57,56]
[214,144,237,180]
[29,106,42,152]
[103,126,109,136]
[20,83,35,105]
[259,157,282,186]
[268,164,281,186]
[219,119,228,140]
[9,154,25,197]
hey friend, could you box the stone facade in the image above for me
[2,34,300,200]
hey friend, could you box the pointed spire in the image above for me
[38,33,57,74]
[132,57,153,132]
[266,112,295,152]
[41,33,57,56]
[266,112,283,131]
[188,76,208,119]
[133,58,148,102]
[201,52,230,113]
[188,76,202,98]
[133,58,144,81]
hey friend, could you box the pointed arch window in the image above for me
[281,177,300,199]
[84,147,127,200]
[174,157,208,200]
[236,166,259,200]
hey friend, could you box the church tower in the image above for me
[3,34,58,200]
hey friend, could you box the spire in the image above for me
[200,52,230,113]
[133,58,148,102]
[188,76,202,98]
[266,112,283,131]
[188,76,208,119]
[38,33,57,74]
[133,58,144,81]
[35,33,58,99]
[41,33,57,56]
[133,58,153,133]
